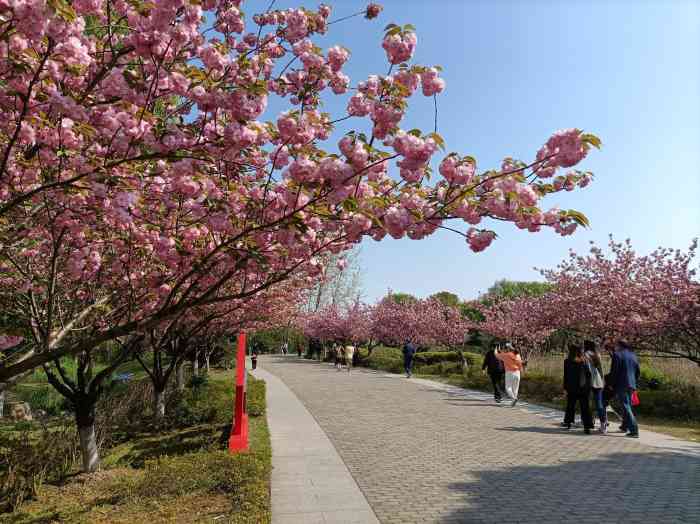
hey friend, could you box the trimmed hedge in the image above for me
[360,347,484,376]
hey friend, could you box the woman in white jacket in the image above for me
[343,345,355,373]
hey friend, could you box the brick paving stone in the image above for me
[261,356,700,524]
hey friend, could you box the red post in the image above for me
[229,332,249,453]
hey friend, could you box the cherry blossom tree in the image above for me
[369,294,472,349]
[476,294,555,355]
[1,0,600,398]
[539,238,699,364]
[475,238,699,364]
[298,300,373,346]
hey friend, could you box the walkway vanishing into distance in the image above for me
[259,355,700,524]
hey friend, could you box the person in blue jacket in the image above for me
[402,340,417,378]
[609,339,641,438]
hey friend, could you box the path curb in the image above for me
[254,359,380,524]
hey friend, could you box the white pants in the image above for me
[344,351,354,372]
[505,371,521,400]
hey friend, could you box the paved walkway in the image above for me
[251,366,379,524]
[259,355,700,524]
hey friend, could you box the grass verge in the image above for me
[1,370,271,524]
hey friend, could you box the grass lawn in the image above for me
[1,370,271,524]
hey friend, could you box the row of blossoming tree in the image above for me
[0,0,600,471]
[299,237,698,368]
[298,294,472,352]
[477,238,699,363]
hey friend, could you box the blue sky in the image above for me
[260,0,700,301]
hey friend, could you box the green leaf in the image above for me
[387,26,402,37]
[581,133,602,149]
[384,23,399,31]
[343,197,359,212]
[403,24,416,32]
[428,132,445,151]
[48,0,77,22]
[566,209,590,228]
[407,128,422,137]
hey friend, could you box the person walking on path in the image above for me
[402,340,417,378]
[482,343,506,403]
[344,344,355,373]
[281,342,288,355]
[495,343,525,407]
[609,339,641,438]
[335,343,343,371]
[251,350,258,370]
[297,345,302,358]
[584,340,607,433]
[562,345,594,434]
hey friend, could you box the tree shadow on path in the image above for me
[441,451,700,524]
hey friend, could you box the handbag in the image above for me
[631,390,640,406]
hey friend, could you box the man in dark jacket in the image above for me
[609,340,641,438]
[402,341,417,378]
[482,344,506,402]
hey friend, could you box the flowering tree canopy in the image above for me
[298,294,472,349]
[0,0,599,384]
[476,238,700,364]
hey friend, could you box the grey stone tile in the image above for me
[260,355,700,524]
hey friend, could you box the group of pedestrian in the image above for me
[332,342,355,373]
[482,338,641,438]
[562,339,640,437]
[481,343,526,406]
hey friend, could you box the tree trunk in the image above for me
[205,354,210,373]
[75,401,99,473]
[153,387,166,421]
[0,389,4,418]
[175,361,185,392]
[193,351,199,377]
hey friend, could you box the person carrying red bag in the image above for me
[609,339,641,438]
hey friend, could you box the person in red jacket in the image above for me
[495,343,526,407]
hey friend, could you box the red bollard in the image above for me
[229,332,249,453]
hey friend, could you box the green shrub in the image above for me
[169,401,218,427]
[0,422,80,512]
[188,374,209,397]
[637,387,700,420]
[360,347,485,377]
[463,352,484,368]
[414,362,462,376]
[413,351,461,366]
[14,385,69,416]
[639,365,668,390]
[365,356,403,374]
[370,346,403,359]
